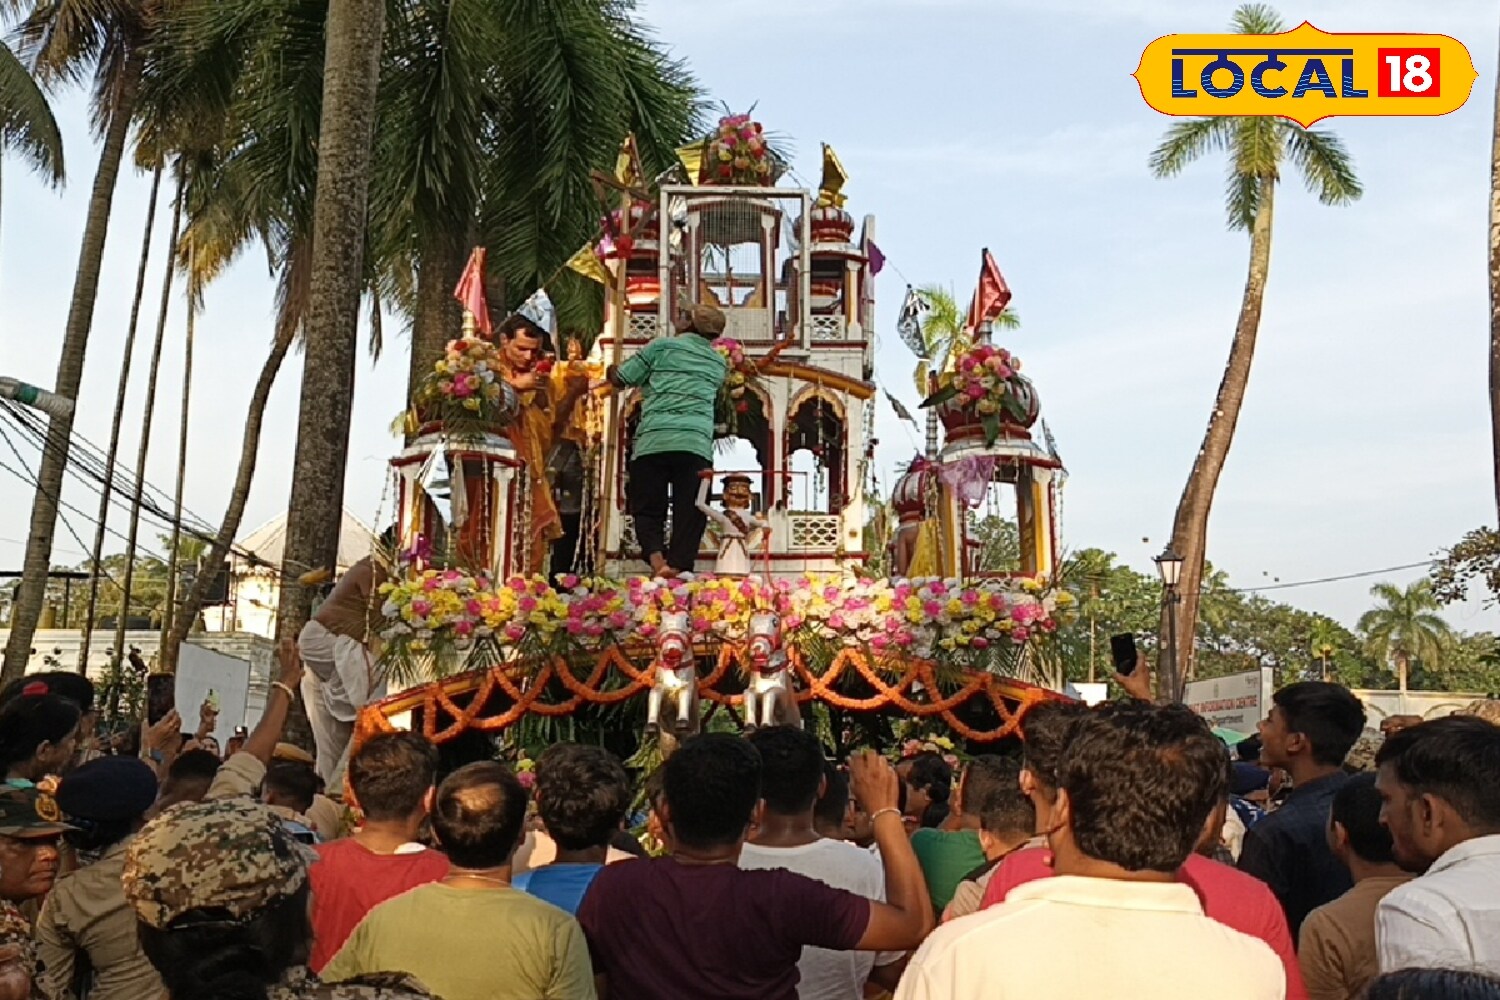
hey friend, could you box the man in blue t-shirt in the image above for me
[513,744,632,914]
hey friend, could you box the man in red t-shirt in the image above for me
[309,732,448,971]
[981,757,1307,1000]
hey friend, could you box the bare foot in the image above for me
[648,552,668,575]
[655,565,680,579]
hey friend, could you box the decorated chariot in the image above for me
[354,117,1075,760]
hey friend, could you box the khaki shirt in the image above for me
[1301,875,1413,1000]
[35,840,164,1000]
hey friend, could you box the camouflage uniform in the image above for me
[122,800,432,1000]
[0,901,44,1000]
[1460,699,1500,726]
[1343,732,1383,773]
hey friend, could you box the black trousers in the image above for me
[627,450,711,572]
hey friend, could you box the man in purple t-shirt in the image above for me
[577,734,933,1000]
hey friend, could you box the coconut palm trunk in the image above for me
[158,241,197,661]
[111,176,185,669]
[2,53,144,684]
[1159,177,1275,700]
[77,163,164,673]
[272,0,386,747]
[161,318,298,671]
[407,232,464,407]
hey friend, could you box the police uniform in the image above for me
[122,799,432,1000]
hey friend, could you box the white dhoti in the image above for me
[296,620,387,790]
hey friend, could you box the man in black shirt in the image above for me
[1239,681,1367,938]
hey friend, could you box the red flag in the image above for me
[966,248,1011,330]
[453,247,492,336]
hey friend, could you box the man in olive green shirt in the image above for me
[323,762,594,1000]
[604,303,729,577]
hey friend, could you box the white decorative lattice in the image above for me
[722,308,774,342]
[811,315,846,340]
[789,514,841,551]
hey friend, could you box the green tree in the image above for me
[0,37,64,235]
[1147,2,1362,700]
[2,0,156,683]
[1358,580,1454,693]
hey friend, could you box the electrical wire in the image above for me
[1216,560,1436,595]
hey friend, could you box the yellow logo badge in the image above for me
[1133,22,1477,126]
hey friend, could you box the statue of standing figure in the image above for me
[696,473,769,578]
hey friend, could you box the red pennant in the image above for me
[453,247,492,336]
[966,248,1012,330]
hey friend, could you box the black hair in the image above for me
[0,673,95,714]
[497,313,544,342]
[965,755,1034,838]
[349,732,438,823]
[534,743,630,851]
[139,882,311,1000]
[65,816,136,854]
[169,749,223,784]
[0,692,80,772]
[431,761,528,868]
[814,762,850,833]
[1330,772,1394,864]
[905,752,952,829]
[1376,715,1500,833]
[1235,735,1262,762]
[1363,969,1500,1000]
[745,726,825,816]
[1021,700,1091,793]
[1273,682,1367,767]
[662,734,761,849]
[262,763,317,815]
[1058,702,1228,873]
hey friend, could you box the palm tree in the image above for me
[1147,3,1362,700]
[0,37,64,251]
[1308,616,1341,682]
[912,285,1020,456]
[1,0,155,683]
[271,0,387,674]
[1358,580,1454,693]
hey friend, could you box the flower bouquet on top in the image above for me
[920,343,1027,447]
[705,113,774,186]
[712,337,764,438]
[410,337,518,436]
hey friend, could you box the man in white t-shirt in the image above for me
[739,727,904,999]
[1375,715,1500,976]
[896,703,1284,1000]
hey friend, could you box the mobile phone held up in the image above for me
[1110,633,1139,676]
[146,673,176,726]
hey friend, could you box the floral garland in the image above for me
[712,337,762,437]
[412,338,515,431]
[705,113,772,186]
[921,343,1027,447]
[889,733,963,769]
[377,572,1074,682]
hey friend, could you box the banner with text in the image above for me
[1183,667,1274,737]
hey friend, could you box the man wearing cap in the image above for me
[36,757,163,1000]
[600,303,729,578]
[122,799,432,1000]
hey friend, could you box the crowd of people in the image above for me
[0,640,1496,999]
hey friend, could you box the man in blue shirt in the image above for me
[1239,681,1367,938]
[514,744,632,914]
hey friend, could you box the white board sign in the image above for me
[1183,667,1274,736]
[176,643,252,746]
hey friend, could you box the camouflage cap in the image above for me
[122,798,317,930]
[1344,731,1384,773]
[0,785,73,838]
[1460,699,1500,726]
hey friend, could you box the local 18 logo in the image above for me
[1133,22,1477,126]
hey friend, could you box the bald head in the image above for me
[430,762,528,869]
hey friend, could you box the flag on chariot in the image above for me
[453,247,492,336]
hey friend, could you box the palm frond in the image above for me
[1148,116,1233,178]
[1230,3,1286,35]
[0,39,62,182]
[1283,126,1362,206]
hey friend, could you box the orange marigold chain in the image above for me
[354,643,1066,749]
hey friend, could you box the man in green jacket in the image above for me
[604,303,728,577]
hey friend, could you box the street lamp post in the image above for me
[1154,547,1184,702]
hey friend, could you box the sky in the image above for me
[1,0,1497,633]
